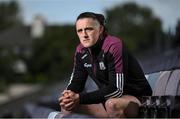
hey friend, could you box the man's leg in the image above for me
[61,103,108,118]
[75,103,108,117]
[105,95,141,118]
[61,95,140,118]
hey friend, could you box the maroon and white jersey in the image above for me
[67,35,152,104]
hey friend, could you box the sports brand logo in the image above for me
[81,54,87,59]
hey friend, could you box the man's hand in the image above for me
[59,90,80,111]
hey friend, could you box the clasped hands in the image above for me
[59,90,80,111]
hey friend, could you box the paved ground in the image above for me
[0,76,69,118]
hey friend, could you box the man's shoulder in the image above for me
[102,35,123,51]
[105,35,122,44]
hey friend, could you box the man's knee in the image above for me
[105,96,141,118]
[105,97,128,110]
[105,98,124,117]
[105,99,119,111]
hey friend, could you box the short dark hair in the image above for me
[76,12,106,28]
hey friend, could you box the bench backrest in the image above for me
[151,69,180,96]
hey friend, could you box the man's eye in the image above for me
[77,29,82,33]
[85,27,93,31]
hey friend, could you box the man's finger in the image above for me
[62,98,73,104]
[64,102,74,110]
[59,101,65,106]
[58,96,65,102]
[62,90,71,94]
[58,94,71,102]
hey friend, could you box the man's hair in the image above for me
[76,12,107,32]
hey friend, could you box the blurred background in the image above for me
[0,0,180,118]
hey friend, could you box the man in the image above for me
[59,12,152,118]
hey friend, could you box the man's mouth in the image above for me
[83,39,89,42]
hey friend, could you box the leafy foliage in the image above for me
[0,48,16,91]
[105,2,163,53]
[173,19,180,47]
[0,0,22,31]
[29,25,78,82]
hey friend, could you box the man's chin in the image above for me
[82,44,92,48]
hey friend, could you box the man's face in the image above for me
[76,18,103,48]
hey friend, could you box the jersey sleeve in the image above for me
[66,49,88,93]
[103,42,124,99]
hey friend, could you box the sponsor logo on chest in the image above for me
[84,63,92,68]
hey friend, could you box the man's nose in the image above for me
[83,30,88,38]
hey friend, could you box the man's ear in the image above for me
[100,25,104,34]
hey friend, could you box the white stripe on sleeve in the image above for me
[104,73,124,99]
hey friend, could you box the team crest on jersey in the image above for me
[99,61,106,70]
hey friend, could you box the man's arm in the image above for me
[59,48,88,111]
[66,51,88,93]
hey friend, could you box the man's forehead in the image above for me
[76,18,99,26]
[76,24,99,31]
